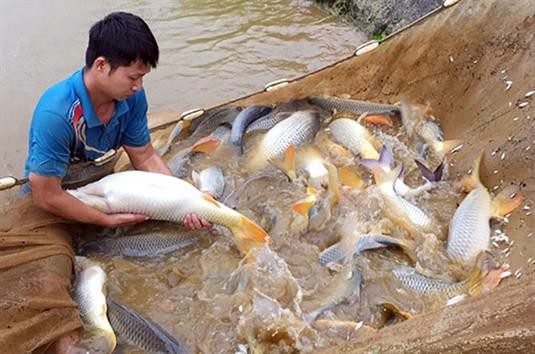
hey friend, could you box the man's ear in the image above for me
[93,57,109,73]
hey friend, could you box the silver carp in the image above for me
[68,171,270,254]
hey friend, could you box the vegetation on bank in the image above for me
[314,0,443,38]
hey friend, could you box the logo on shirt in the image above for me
[68,99,107,162]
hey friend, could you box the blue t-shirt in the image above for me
[24,68,151,178]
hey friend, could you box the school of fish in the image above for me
[69,95,522,353]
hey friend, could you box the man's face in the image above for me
[100,59,151,101]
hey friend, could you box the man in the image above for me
[0,12,208,353]
[25,11,211,230]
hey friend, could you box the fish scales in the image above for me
[258,111,321,162]
[107,298,188,354]
[308,96,399,115]
[328,118,378,158]
[393,266,465,297]
[80,232,198,257]
[245,111,291,134]
[447,185,492,265]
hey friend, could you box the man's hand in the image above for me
[184,213,213,230]
[103,213,148,228]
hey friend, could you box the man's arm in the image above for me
[29,173,147,228]
[124,143,172,175]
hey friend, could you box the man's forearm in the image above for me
[134,152,172,175]
[33,188,111,226]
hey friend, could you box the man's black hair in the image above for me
[85,12,159,71]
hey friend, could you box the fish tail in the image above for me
[269,144,296,181]
[361,144,393,170]
[372,164,402,190]
[465,266,484,296]
[431,139,463,156]
[338,166,364,189]
[459,151,483,192]
[232,215,271,253]
[191,134,220,153]
[491,185,523,218]
[97,328,117,354]
[292,188,317,218]
[325,163,340,206]
[362,114,394,128]
[415,159,444,182]
[360,142,380,160]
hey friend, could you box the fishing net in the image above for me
[0,198,82,353]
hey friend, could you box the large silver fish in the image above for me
[68,171,270,254]
[79,231,199,257]
[447,154,523,267]
[250,110,321,171]
[328,118,380,159]
[107,298,188,354]
[308,95,400,116]
[73,256,116,353]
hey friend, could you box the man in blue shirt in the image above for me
[0,12,210,353]
[25,12,210,230]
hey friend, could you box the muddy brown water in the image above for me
[0,0,366,205]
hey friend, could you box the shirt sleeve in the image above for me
[27,110,73,177]
[120,88,151,147]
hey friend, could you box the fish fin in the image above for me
[363,114,394,128]
[339,166,364,189]
[269,144,296,181]
[233,215,271,253]
[292,196,316,218]
[361,144,393,170]
[191,134,220,153]
[383,303,414,320]
[491,185,523,218]
[459,152,483,192]
[415,159,444,182]
[202,193,221,208]
[325,162,340,206]
[372,164,402,189]
[431,139,463,156]
[360,142,380,160]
